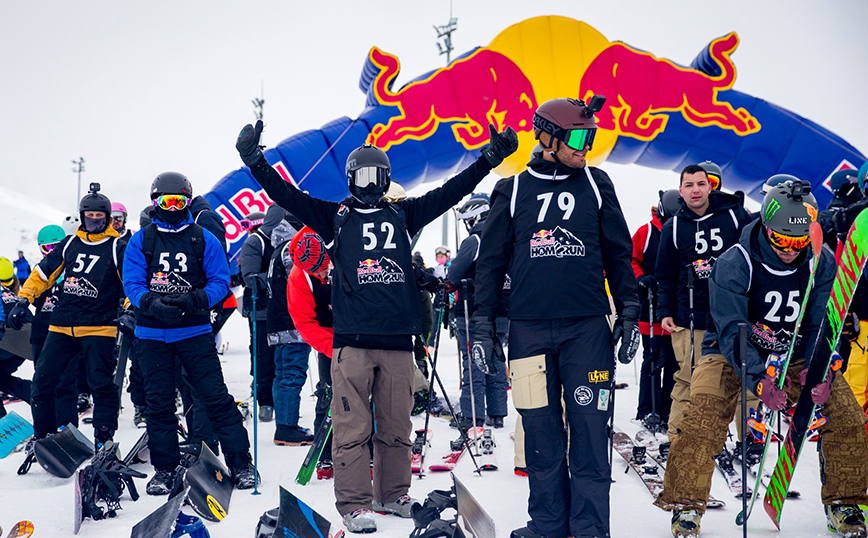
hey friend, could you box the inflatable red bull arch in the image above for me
[205,15,865,261]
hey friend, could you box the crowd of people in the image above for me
[0,95,867,538]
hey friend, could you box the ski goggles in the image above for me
[153,194,191,211]
[766,227,810,252]
[350,166,389,189]
[111,211,126,221]
[561,128,597,151]
[240,218,265,231]
[707,173,721,190]
[40,242,58,256]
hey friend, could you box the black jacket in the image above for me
[448,219,509,318]
[247,154,493,349]
[655,191,749,329]
[702,220,835,389]
[474,154,638,320]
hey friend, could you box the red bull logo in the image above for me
[692,257,715,278]
[151,272,170,286]
[531,229,555,246]
[579,32,760,141]
[358,259,379,269]
[366,47,538,152]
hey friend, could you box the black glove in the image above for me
[637,275,657,290]
[414,265,440,294]
[236,120,265,168]
[440,279,457,295]
[139,292,184,325]
[612,305,641,364]
[470,313,505,376]
[839,196,868,233]
[162,290,210,316]
[481,124,519,168]
[117,309,136,337]
[7,298,32,331]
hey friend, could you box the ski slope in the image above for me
[0,309,839,538]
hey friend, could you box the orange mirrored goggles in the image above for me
[707,174,721,190]
[153,194,191,211]
[767,227,810,252]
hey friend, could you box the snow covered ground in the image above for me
[0,309,840,538]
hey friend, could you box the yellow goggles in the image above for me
[153,194,191,211]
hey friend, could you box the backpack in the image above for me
[141,223,206,269]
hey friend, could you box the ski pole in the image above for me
[461,279,480,453]
[738,323,748,538]
[687,264,696,373]
[649,286,659,431]
[251,278,261,495]
[418,286,447,478]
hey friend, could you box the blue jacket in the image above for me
[123,215,229,343]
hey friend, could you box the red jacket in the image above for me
[631,211,668,337]
[287,264,333,358]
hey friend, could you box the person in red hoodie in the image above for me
[632,190,680,431]
[286,226,335,479]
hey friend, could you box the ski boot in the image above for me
[486,415,505,429]
[77,393,92,414]
[509,527,557,538]
[342,508,376,534]
[94,426,113,450]
[147,468,179,495]
[225,450,260,489]
[373,494,418,518]
[671,509,701,538]
[642,412,666,434]
[258,405,274,422]
[133,405,147,428]
[273,425,314,446]
[316,459,334,480]
[514,466,528,477]
[825,505,867,537]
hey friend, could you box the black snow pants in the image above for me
[509,317,614,538]
[137,333,248,470]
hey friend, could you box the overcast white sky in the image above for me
[1,0,865,228]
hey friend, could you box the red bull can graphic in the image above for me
[579,32,760,141]
[357,257,404,285]
[366,47,538,151]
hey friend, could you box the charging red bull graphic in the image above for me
[365,47,537,151]
[579,33,760,141]
[207,16,864,265]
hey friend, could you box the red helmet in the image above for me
[290,226,330,275]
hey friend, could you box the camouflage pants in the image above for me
[654,353,868,513]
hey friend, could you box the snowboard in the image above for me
[183,442,233,522]
[3,521,34,538]
[296,409,332,485]
[130,487,189,538]
[74,469,84,534]
[453,473,496,538]
[34,424,94,478]
[0,411,33,459]
[123,430,149,466]
[276,486,345,538]
[411,428,432,474]
[0,324,32,361]
[113,330,132,390]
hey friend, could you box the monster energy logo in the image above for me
[764,199,781,222]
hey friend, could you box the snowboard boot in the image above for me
[428,396,451,418]
[373,494,418,518]
[316,459,334,480]
[825,505,867,537]
[133,405,147,428]
[509,527,557,538]
[671,509,701,538]
[258,405,274,422]
[342,508,376,533]
[95,426,113,450]
[225,450,259,489]
[273,424,314,446]
[77,393,92,414]
[486,415,505,429]
[514,466,528,477]
[147,468,178,496]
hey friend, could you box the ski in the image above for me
[411,428,432,474]
[737,221,824,526]
[4,521,34,538]
[613,432,665,498]
[296,409,332,486]
[713,445,748,499]
[429,430,473,472]
[0,411,34,459]
[763,210,868,528]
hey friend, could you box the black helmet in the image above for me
[699,161,722,191]
[657,189,682,223]
[761,176,818,237]
[456,193,490,231]
[533,96,605,151]
[150,171,193,199]
[79,182,111,214]
[346,144,390,206]
[759,174,792,197]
